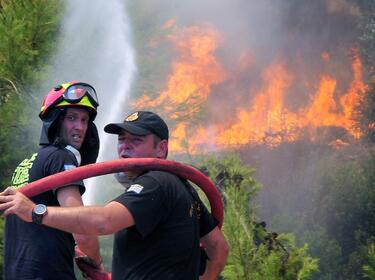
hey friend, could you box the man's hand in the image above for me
[0,187,35,222]
[75,246,111,280]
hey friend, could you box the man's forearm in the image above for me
[200,227,230,279]
[44,205,111,235]
[200,264,217,280]
[74,234,102,264]
[200,252,228,280]
[43,202,134,236]
[0,188,134,237]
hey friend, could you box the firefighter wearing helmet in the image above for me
[39,81,100,165]
[4,82,108,279]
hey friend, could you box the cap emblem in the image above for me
[125,112,139,122]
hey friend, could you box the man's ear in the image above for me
[156,140,168,158]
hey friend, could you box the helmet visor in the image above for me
[63,83,99,107]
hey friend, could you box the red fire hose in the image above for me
[18,158,223,280]
[19,158,224,227]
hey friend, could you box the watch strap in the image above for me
[32,204,47,225]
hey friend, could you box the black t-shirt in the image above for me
[4,145,85,280]
[112,170,218,280]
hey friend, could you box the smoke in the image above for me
[327,0,361,16]
[130,0,365,233]
[41,0,136,203]
[132,0,363,134]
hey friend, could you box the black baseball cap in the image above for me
[104,111,169,140]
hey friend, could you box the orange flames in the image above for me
[133,24,225,122]
[133,23,367,154]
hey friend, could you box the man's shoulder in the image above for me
[38,144,64,155]
[38,145,74,160]
[136,171,188,194]
[142,170,182,183]
[35,145,79,172]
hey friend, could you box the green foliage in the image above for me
[0,0,61,87]
[363,243,375,279]
[0,93,39,186]
[0,0,61,188]
[251,144,375,280]
[302,227,342,279]
[317,151,375,250]
[199,154,318,279]
[357,1,375,142]
[357,81,375,143]
[298,148,375,280]
[359,1,375,76]
[0,1,61,275]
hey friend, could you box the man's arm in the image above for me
[56,185,101,264]
[0,187,135,235]
[200,226,229,280]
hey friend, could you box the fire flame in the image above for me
[133,24,225,121]
[133,23,367,154]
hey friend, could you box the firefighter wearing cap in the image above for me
[103,111,228,279]
[4,82,106,279]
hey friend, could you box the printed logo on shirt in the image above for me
[11,153,38,189]
[127,184,144,194]
[64,164,77,171]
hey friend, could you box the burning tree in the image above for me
[132,19,368,154]
[127,1,375,278]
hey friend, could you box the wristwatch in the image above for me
[32,204,47,225]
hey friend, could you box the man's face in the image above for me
[60,107,89,149]
[117,131,166,159]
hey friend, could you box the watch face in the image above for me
[34,204,47,215]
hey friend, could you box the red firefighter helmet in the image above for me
[39,81,99,120]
